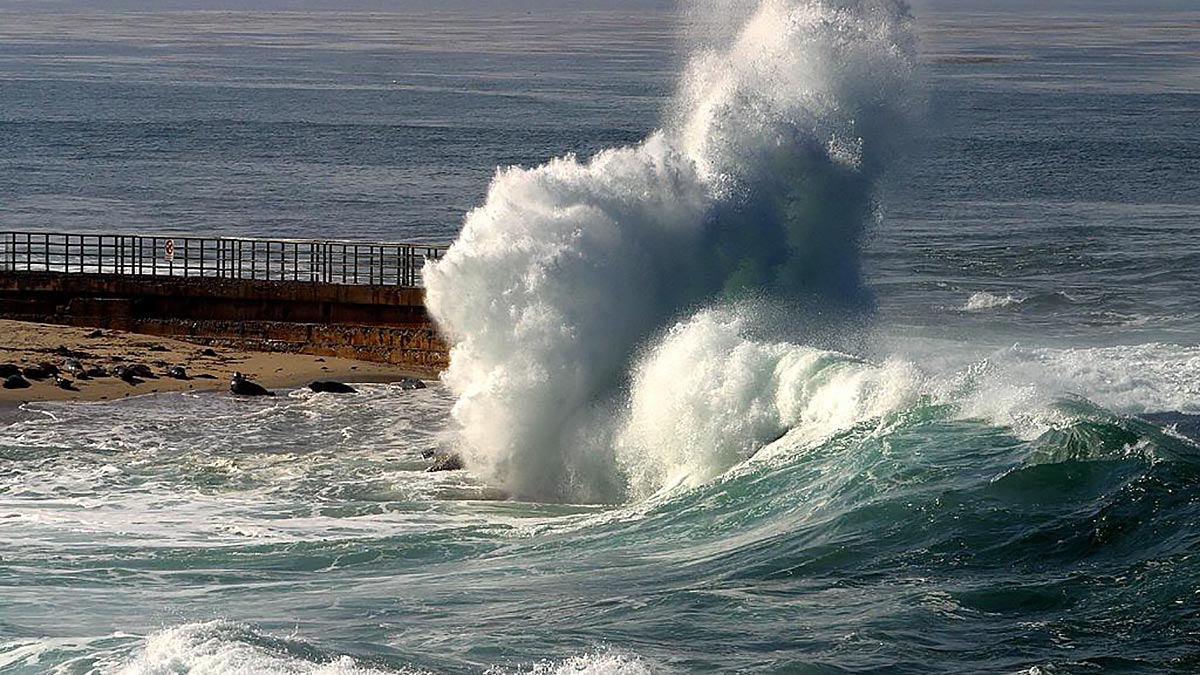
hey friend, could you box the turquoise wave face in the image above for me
[3,384,1199,674]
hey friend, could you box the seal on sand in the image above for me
[111,366,141,384]
[230,372,274,397]
[22,365,54,381]
[2,375,30,389]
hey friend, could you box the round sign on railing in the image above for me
[164,239,175,260]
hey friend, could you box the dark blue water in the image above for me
[0,11,672,242]
[3,4,1200,674]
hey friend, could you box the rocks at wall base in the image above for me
[425,452,464,472]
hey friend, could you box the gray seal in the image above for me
[309,381,356,394]
[2,375,30,390]
[112,366,140,384]
[230,372,274,397]
[396,376,427,391]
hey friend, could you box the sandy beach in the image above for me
[0,319,433,406]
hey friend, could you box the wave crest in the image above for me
[424,0,918,502]
[617,310,920,499]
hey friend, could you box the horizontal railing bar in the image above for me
[0,230,449,250]
[0,230,449,287]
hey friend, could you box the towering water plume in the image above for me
[424,0,919,502]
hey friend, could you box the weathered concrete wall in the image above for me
[0,271,447,372]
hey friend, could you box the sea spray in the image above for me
[616,310,921,499]
[424,0,918,502]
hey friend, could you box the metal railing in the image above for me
[0,231,448,287]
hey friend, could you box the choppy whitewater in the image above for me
[5,337,1200,673]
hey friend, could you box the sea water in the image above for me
[3,1,1200,673]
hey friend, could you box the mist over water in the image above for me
[425,0,918,502]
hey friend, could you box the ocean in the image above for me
[3,1,1200,673]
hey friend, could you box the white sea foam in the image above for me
[101,622,654,675]
[962,291,1021,311]
[498,650,656,675]
[0,383,497,550]
[617,309,920,499]
[110,622,407,675]
[947,342,1200,437]
[872,333,1200,440]
[425,0,918,502]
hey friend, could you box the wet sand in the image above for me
[0,319,432,406]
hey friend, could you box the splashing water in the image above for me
[424,0,919,502]
[616,309,922,499]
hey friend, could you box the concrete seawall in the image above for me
[0,271,448,373]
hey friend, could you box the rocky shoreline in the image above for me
[0,319,432,406]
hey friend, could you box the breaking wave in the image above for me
[424,0,919,502]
